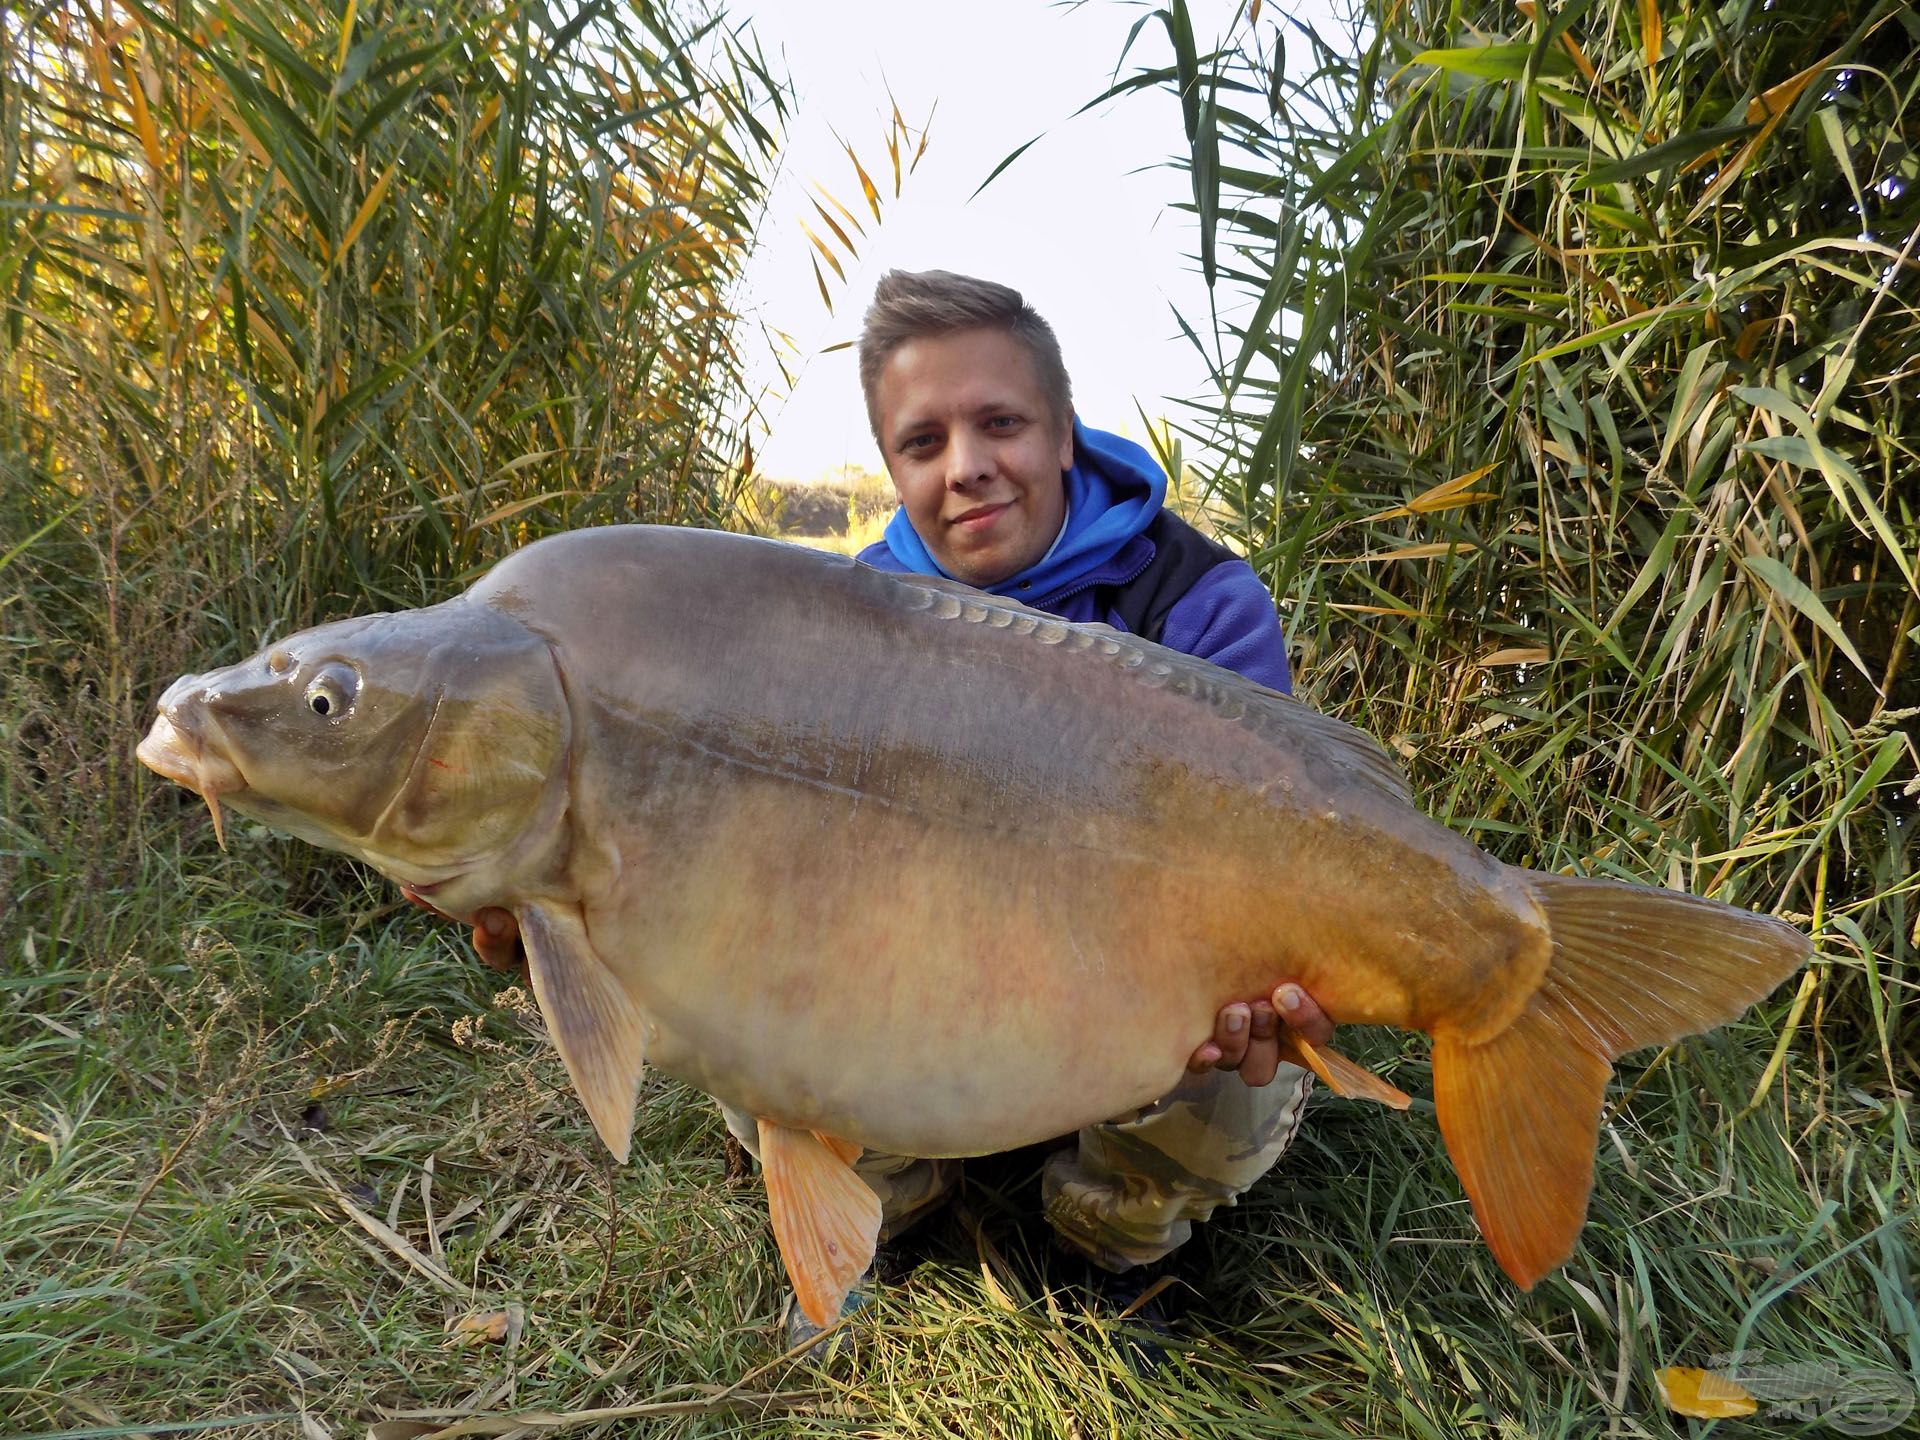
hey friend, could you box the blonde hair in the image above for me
[857,269,1072,439]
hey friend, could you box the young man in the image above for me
[721,269,1332,1302]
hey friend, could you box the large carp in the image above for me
[137,526,1807,1324]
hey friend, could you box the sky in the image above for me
[728,0,1346,481]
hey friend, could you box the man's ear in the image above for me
[1057,412,1076,471]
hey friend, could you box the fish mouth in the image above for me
[137,707,246,848]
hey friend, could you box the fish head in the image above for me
[137,600,570,907]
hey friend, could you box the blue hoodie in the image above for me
[859,421,1292,693]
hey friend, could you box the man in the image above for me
[731,269,1332,1321]
[438,268,1333,1329]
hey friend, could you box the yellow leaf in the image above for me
[886,107,903,196]
[807,194,857,255]
[243,307,300,377]
[88,27,123,109]
[1476,647,1550,667]
[843,141,883,222]
[1639,0,1661,68]
[798,218,845,282]
[332,156,401,271]
[1655,1366,1759,1419]
[448,1309,514,1345]
[1748,53,1832,125]
[1328,542,1479,563]
[1374,464,1499,519]
[1689,50,1837,224]
[119,49,165,176]
[1329,602,1427,618]
[476,490,567,526]
[809,252,833,314]
[474,93,501,141]
[335,0,360,76]
[814,183,867,238]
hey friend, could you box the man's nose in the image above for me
[944,430,992,488]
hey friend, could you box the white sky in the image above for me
[729,0,1345,481]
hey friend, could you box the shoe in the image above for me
[1078,1261,1182,1375]
[779,1282,871,1364]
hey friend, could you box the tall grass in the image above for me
[1124,0,1917,1422]
[2,0,782,903]
[5,1,1917,1433]
[3,6,794,1430]
[1131,0,1916,1068]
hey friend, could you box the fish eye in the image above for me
[304,663,359,720]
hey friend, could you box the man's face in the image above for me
[872,327,1074,587]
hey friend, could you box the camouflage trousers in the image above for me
[717,1062,1313,1273]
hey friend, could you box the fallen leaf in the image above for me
[449,1310,511,1345]
[366,1424,444,1440]
[1655,1366,1759,1419]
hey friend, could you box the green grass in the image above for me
[5,827,1912,1436]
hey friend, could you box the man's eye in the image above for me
[902,434,938,453]
[987,416,1020,431]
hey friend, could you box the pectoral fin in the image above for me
[758,1119,881,1328]
[1278,1034,1413,1110]
[518,902,649,1164]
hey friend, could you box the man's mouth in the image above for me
[951,501,1011,531]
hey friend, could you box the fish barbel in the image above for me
[136,525,1809,1324]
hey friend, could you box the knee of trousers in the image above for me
[1039,1063,1314,1261]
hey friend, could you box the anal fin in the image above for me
[758,1119,881,1328]
[1279,1034,1412,1110]
[518,901,649,1164]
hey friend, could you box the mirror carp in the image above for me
[137,525,1809,1325]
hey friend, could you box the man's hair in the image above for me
[857,269,1073,439]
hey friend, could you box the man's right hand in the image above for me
[470,908,524,974]
[401,887,526,975]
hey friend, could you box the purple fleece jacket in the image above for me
[856,429,1292,694]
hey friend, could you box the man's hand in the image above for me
[469,907,525,973]
[1188,985,1333,1088]
[401,888,526,975]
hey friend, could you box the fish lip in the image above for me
[136,701,247,799]
[136,712,209,792]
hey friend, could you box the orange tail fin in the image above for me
[1434,873,1809,1288]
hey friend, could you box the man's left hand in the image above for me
[1188,985,1333,1087]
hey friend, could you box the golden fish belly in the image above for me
[573,702,1543,1157]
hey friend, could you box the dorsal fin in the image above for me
[883,570,1413,805]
